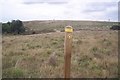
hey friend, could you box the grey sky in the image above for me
[0,0,119,22]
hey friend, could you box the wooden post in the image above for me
[64,26,73,79]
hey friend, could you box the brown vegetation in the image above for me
[2,30,118,78]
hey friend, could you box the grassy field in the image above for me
[2,29,118,78]
[23,20,118,34]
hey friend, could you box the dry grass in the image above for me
[2,30,118,78]
[23,20,118,34]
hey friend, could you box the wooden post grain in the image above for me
[64,26,73,79]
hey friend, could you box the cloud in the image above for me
[23,0,68,3]
[1,0,119,22]
[83,2,116,13]
[1,0,67,22]
[23,2,67,5]
[22,0,68,5]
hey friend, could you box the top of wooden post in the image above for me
[65,26,73,33]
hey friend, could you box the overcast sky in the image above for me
[0,0,120,22]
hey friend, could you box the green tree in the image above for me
[2,20,25,34]
[2,23,11,33]
[11,20,25,34]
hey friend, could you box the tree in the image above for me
[2,23,11,33]
[11,20,25,34]
[2,20,25,34]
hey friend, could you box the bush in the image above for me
[2,22,11,33]
[2,20,25,34]
[110,25,120,30]
[91,47,98,53]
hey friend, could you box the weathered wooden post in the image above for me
[64,26,73,79]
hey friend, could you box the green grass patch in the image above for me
[3,67,25,78]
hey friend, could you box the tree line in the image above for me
[2,20,25,34]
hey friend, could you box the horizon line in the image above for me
[1,19,119,23]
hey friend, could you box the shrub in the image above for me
[32,31,36,34]
[46,49,52,54]
[91,47,98,53]
[36,45,41,48]
[110,25,120,30]
[2,20,25,34]
[52,41,58,45]
[77,40,82,44]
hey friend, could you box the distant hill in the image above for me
[23,20,118,34]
